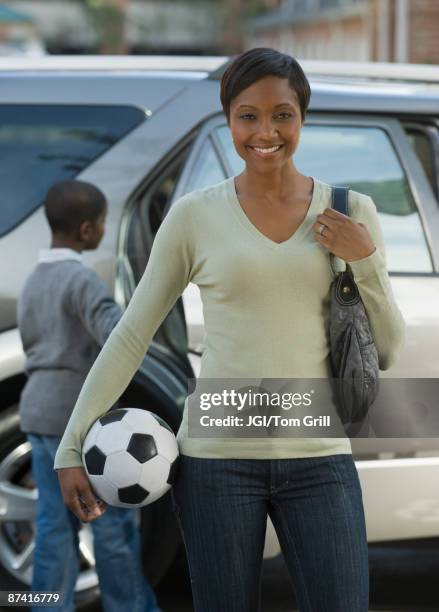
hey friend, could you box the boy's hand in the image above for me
[57,466,107,523]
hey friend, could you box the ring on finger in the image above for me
[319,223,326,236]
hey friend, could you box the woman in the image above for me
[55,48,405,612]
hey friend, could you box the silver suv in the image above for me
[1,56,438,606]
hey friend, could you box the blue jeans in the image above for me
[27,433,161,612]
[171,453,369,612]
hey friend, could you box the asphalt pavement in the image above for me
[151,546,439,612]
[76,542,439,612]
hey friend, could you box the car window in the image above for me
[0,104,145,237]
[185,137,226,192]
[127,145,191,284]
[215,124,432,273]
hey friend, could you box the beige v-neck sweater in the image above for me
[54,176,405,469]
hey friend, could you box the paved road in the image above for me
[152,546,439,612]
[2,545,437,612]
[78,543,439,612]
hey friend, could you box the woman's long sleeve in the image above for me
[54,196,195,469]
[347,193,406,370]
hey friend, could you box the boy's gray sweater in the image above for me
[17,258,122,436]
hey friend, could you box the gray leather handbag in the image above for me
[328,186,380,429]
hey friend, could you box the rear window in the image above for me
[0,104,145,237]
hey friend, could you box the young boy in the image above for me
[17,179,161,612]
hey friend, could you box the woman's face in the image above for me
[228,75,303,173]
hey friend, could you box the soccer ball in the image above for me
[81,408,179,508]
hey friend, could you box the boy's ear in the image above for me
[78,219,93,240]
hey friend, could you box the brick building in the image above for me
[246,0,439,63]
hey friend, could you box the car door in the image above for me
[212,116,439,388]
[178,113,439,382]
[117,133,199,425]
[175,112,439,543]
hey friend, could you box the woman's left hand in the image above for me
[313,208,376,262]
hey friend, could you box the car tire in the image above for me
[0,404,182,608]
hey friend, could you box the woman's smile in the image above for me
[246,144,285,158]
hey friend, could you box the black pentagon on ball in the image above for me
[127,433,157,463]
[99,409,128,426]
[167,455,180,485]
[118,483,149,505]
[151,413,173,433]
[84,446,106,475]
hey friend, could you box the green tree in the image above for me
[216,0,273,53]
[85,0,129,54]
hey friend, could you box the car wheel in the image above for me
[0,405,182,606]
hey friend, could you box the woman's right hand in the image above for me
[57,466,107,522]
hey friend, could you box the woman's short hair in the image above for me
[220,47,311,123]
[44,179,107,235]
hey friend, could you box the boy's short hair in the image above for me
[44,180,107,235]
[220,47,311,124]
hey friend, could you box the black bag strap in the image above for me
[331,185,350,216]
[330,186,350,276]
